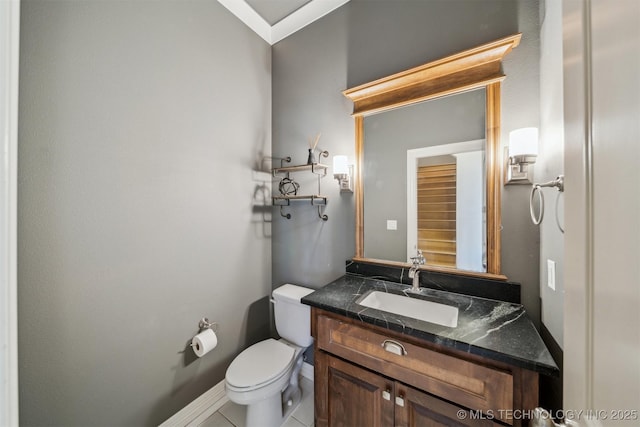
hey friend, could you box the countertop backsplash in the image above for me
[346,259,521,304]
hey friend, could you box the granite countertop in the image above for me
[302,274,559,376]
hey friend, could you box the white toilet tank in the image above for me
[272,284,314,348]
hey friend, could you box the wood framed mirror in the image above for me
[343,34,521,280]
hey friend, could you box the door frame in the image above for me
[406,139,484,264]
[0,0,20,425]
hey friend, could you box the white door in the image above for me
[563,0,640,424]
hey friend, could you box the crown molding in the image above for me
[217,0,350,45]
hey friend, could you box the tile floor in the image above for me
[199,376,314,427]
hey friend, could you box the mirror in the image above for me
[343,34,521,279]
[363,89,487,271]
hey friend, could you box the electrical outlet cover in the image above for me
[547,259,556,290]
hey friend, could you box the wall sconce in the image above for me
[504,127,539,185]
[333,155,354,193]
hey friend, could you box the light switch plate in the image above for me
[387,220,397,230]
[547,259,556,290]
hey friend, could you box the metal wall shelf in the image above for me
[272,163,328,176]
[272,154,329,221]
[273,194,328,202]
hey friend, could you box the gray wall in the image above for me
[18,1,272,425]
[271,5,356,288]
[538,0,565,348]
[272,0,543,326]
[500,0,542,328]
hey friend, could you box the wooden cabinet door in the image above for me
[395,383,498,427]
[325,355,395,427]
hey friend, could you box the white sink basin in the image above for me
[358,291,458,327]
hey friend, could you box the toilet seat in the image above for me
[226,339,296,390]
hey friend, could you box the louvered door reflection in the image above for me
[417,163,456,268]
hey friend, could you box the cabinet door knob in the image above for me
[382,389,391,401]
[395,395,405,407]
[382,339,407,356]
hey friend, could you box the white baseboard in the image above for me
[301,361,314,381]
[159,362,314,427]
[159,380,228,427]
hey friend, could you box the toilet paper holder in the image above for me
[189,318,219,350]
[198,317,218,332]
[190,318,220,356]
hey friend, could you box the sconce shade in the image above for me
[332,155,353,193]
[505,127,538,185]
[333,155,349,174]
[509,127,539,157]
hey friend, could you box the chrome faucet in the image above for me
[408,250,426,292]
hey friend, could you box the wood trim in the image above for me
[486,82,501,274]
[345,34,521,279]
[343,34,521,117]
[355,115,364,257]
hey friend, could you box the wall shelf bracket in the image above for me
[272,154,329,221]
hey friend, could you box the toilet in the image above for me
[225,284,314,427]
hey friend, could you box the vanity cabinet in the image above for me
[323,355,394,427]
[324,354,497,427]
[312,308,539,427]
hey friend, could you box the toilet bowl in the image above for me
[225,284,314,427]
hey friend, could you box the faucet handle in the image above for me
[410,250,426,266]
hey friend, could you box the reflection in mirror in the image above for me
[363,89,488,272]
[344,34,521,278]
[407,140,486,272]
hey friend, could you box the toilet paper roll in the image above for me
[191,328,218,357]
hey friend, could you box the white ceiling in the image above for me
[217,0,350,45]
[245,0,311,26]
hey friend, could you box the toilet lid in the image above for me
[226,339,295,388]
